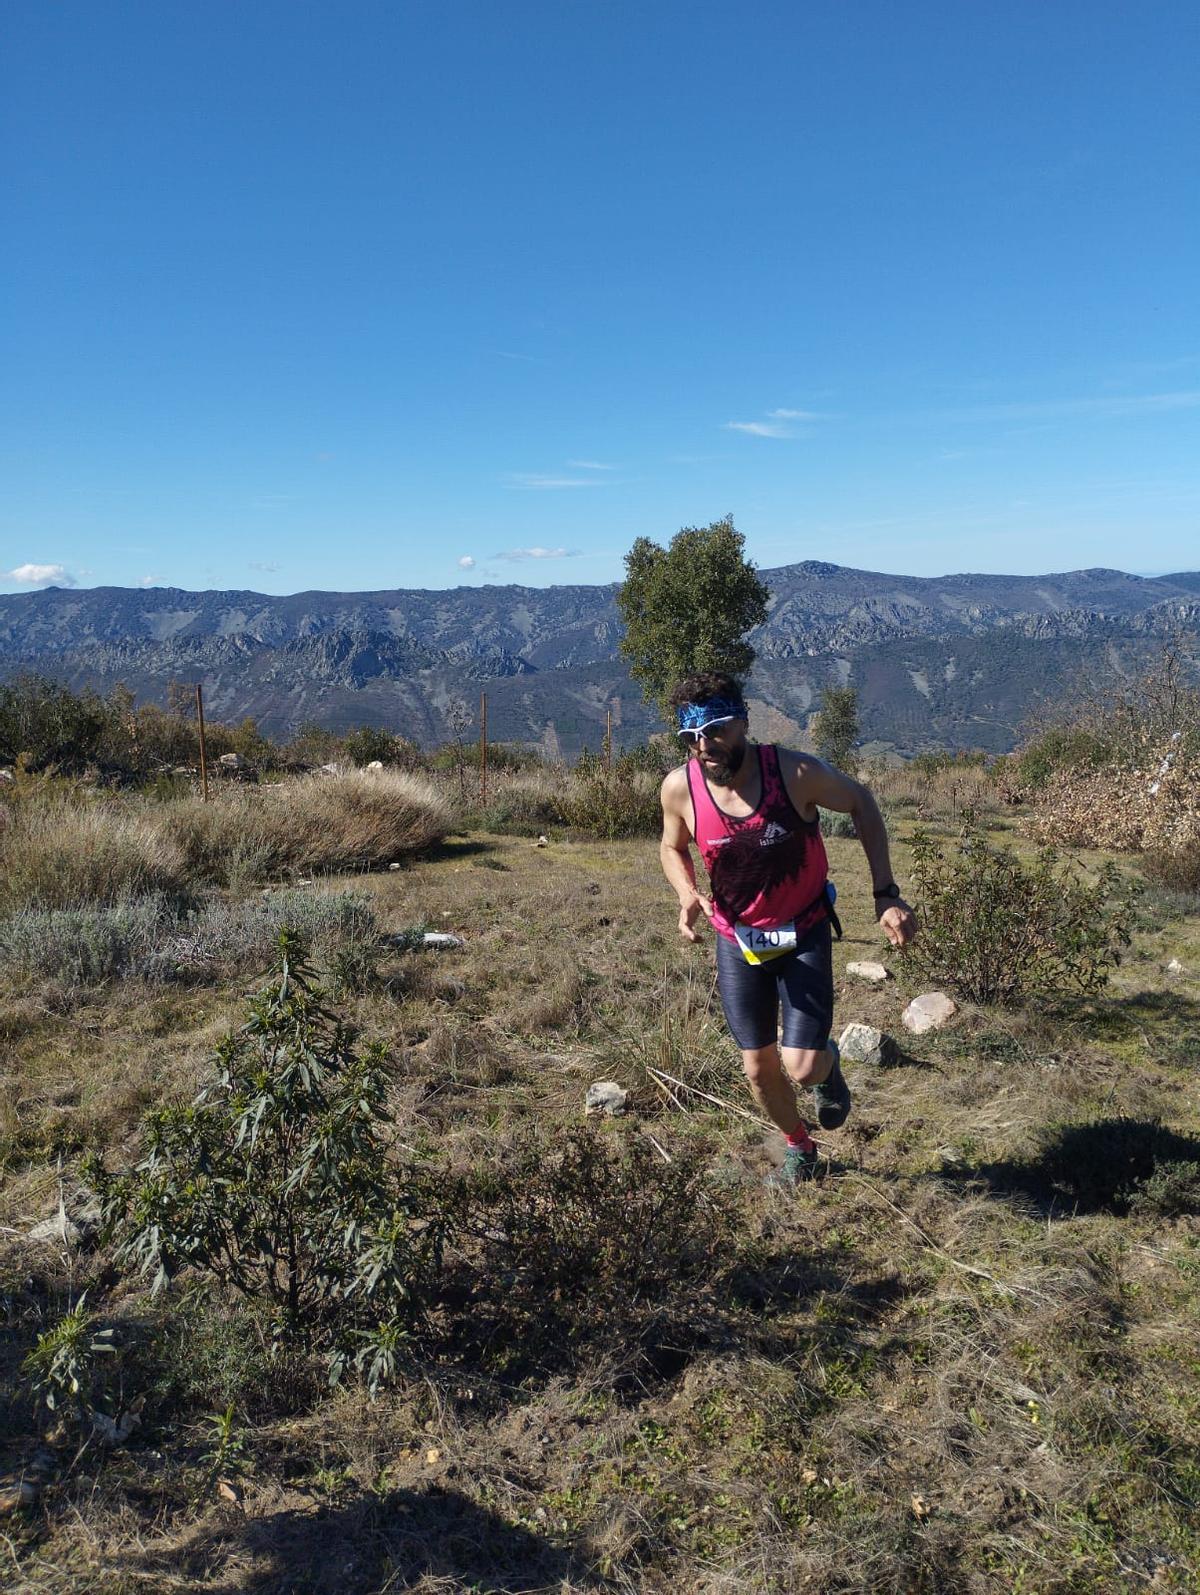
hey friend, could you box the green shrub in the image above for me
[21,1293,115,1424]
[342,725,425,770]
[0,674,113,773]
[903,814,1137,1005]
[819,809,857,840]
[559,751,663,839]
[89,934,447,1389]
[0,890,379,991]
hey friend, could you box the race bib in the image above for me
[734,920,797,965]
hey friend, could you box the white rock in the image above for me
[586,1080,628,1116]
[0,769,15,782]
[388,862,402,871]
[535,835,550,847]
[27,1213,82,1248]
[846,960,890,984]
[218,752,244,768]
[422,932,463,950]
[902,992,958,1034]
[320,762,342,775]
[1166,958,1184,975]
[366,760,384,770]
[837,1022,895,1067]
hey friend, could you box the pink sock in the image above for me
[785,1124,816,1153]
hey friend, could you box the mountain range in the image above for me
[2,562,1198,757]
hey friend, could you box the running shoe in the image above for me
[813,1040,852,1131]
[766,1142,820,1187]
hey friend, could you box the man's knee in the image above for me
[740,1046,781,1088]
[781,1046,828,1085]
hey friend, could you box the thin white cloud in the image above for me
[506,472,608,490]
[249,560,281,573]
[725,420,792,438]
[493,547,579,561]
[4,562,76,588]
[457,555,476,570]
[768,408,829,421]
[138,575,165,588]
[566,459,615,471]
[935,389,1200,424]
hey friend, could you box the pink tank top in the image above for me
[686,743,831,944]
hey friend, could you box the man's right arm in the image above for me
[659,769,714,943]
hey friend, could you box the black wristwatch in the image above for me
[873,882,902,901]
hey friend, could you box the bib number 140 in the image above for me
[734,920,797,965]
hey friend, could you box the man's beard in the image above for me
[701,742,746,784]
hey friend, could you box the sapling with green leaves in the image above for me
[88,930,447,1390]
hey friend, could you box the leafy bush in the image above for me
[0,674,113,772]
[0,797,187,911]
[89,934,447,1389]
[559,750,663,839]
[342,725,425,769]
[819,809,857,840]
[903,815,1137,1005]
[0,889,378,989]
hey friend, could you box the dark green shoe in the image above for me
[813,1041,851,1131]
[766,1142,820,1187]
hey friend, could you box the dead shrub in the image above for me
[0,798,186,911]
[443,1130,735,1379]
[171,768,452,883]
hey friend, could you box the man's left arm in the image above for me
[784,754,918,949]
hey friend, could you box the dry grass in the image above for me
[0,769,453,914]
[174,767,453,880]
[0,798,186,911]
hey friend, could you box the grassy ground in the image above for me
[2,797,1199,1593]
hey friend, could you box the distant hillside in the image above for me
[2,564,1197,756]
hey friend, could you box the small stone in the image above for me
[218,752,244,768]
[423,932,463,950]
[837,1022,896,1067]
[388,862,402,871]
[902,993,958,1034]
[366,760,384,770]
[846,960,890,983]
[0,769,15,783]
[535,835,549,847]
[425,1448,441,1465]
[1166,958,1184,975]
[586,1080,628,1117]
[0,1479,40,1514]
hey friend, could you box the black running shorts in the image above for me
[714,918,834,1052]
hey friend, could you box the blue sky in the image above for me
[3,0,1197,596]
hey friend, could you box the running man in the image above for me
[659,672,917,1184]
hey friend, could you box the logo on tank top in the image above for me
[759,820,790,847]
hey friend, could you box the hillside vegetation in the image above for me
[1,697,1199,1592]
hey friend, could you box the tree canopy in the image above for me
[615,516,769,719]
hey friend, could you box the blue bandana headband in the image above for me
[676,696,747,732]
